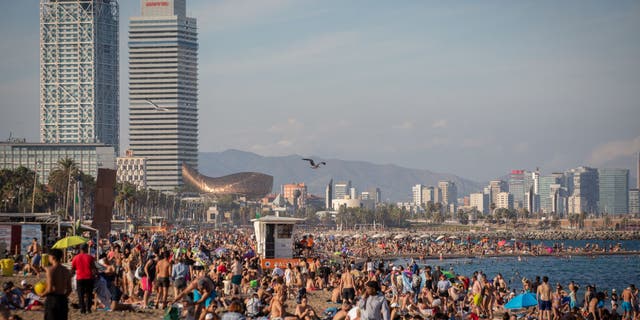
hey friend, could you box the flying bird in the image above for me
[302,158,326,169]
[145,98,169,112]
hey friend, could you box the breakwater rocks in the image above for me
[409,230,640,241]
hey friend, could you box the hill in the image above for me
[198,150,482,202]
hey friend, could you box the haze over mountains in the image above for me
[198,150,482,202]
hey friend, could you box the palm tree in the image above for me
[48,158,79,217]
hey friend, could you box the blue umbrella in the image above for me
[504,293,538,309]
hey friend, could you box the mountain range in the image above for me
[198,150,482,202]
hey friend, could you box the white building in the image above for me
[334,181,351,200]
[470,193,488,214]
[128,0,199,191]
[495,192,514,210]
[412,184,423,206]
[40,0,119,150]
[116,150,147,189]
[332,198,375,211]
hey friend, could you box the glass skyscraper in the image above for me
[598,168,629,214]
[40,0,119,150]
[128,0,198,191]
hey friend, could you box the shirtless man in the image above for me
[537,276,552,320]
[155,251,172,309]
[28,238,42,276]
[42,249,72,320]
[295,296,317,320]
[340,266,356,304]
[621,286,633,320]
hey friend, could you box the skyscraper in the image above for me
[438,180,457,212]
[412,184,423,206]
[539,175,561,214]
[509,170,525,208]
[129,0,198,191]
[489,180,507,205]
[40,0,119,149]
[598,168,629,214]
[334,181,351,200]
[567,166,598,214]
[629,189,639,215]
[325,179,333,210]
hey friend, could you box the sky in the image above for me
[0,0,639,182]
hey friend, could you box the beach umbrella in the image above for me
[546,247,553,254]
[394,234,407,240]
[435,235,445,241]
[441,270,456,279]
[52,236,88,249]
[504,293,538,309]
[498,240,507,247]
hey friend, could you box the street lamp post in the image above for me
[30,160,42,221]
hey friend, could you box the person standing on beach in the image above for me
[71,244,96,314]
[42,249,71,320]
[357,280,390,320]
[28,238,42,276]
[340,265,356,304]
[155,251,171,309]
[537,276,552,320]
[621,286,633,320]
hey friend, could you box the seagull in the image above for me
[145,98,169,112]
[302,158,326,169]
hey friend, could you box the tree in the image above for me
[458,209,469,225]
[48,158,79,216]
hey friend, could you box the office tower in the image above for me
[598,168,629,214]
[360,187,381,203]
[470,193,488,214]
[539,174,562,214]
[116,149,147,189]
[129,0,198,191]
[629,189,639,215]
[495,192,514,210]
[509,170,525,208]
[283,183,307,208]
[489,180,507,205]
[334,181,351,200]
[325,179,333,209]
[40,0,119,150]
[412,184,423,206]
[567,166,598,214]
[422,186,435,204]
[438,181,457,205]
[433,186,442,204]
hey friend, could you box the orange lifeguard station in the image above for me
[252,216,305,269]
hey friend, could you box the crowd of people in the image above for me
[0,228,637,320]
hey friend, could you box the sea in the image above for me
[392,239,640,294]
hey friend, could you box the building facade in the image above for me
[509,170,525,208]
[0,142,115,184]
[470,192,488,214]
[598,168,629,214]
[40,0,119,150]
[128,0,198,191]
[495,192,514,210]
[334,181,351,200]
[116,150,147,189]
[567,166,598,214]
[282,183,307,208]
[489,180,507,205]
[325,179,333,210]
[629,189,639,215]
[438,181,457,206]
[412,184,423,206]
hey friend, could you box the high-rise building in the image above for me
[495,192,514,210]
[489,180,507,205]
[349,187,357,200]
[325,179,333,209]
[567,166,598,214]
[637,152,640,189]
[422,186,435,204]
[438,181,457,205]
[470,193,488,214]
[509,170,525,208]
[128,0,198,191]
[116,149,147,189]
[598,168,629,214]
[360,187,381,204]
[629,189,639,215]
[40,0,119,150]
[334,181,351,200]
[412,184,423,206]
[283,183,307,208]
[538,175,558,214]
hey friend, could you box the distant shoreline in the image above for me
[353,250,640,262]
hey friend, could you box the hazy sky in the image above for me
[1,1,639,182]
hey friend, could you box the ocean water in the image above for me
[392,240,640,294]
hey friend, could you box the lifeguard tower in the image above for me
[252,216,304,269]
